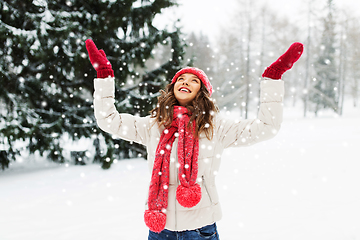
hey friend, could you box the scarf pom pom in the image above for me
[144,210,166,233]
[176,184,201,208]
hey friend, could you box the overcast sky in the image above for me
[154,0,360,41]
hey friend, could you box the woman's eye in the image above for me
[192,79,199,83]
[178,78,184,81]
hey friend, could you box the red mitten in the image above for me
[85,39,114,78]
[262,42,304,80]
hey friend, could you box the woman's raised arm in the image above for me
[85,39,151,146]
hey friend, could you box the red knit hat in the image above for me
[171,67,213,96]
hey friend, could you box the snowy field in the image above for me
[1,102,360,240]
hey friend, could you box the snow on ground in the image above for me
[1,102,360,240]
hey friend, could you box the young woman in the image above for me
[85,39,303,240]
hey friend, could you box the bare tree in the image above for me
[344,13,360,108]
[337,12,347,115]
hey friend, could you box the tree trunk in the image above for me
[303,0,312,117]
[244,0,252,119]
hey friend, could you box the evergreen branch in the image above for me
[38,119,61,129]
[34,108,62,117]
[64,122,97,128]
[0,20,37,38]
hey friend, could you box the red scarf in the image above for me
[144,106,201,233]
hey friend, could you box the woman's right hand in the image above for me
[85,39,114,78]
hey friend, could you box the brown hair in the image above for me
[150,82,219,140]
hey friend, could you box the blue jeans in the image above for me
[148,223,220,240]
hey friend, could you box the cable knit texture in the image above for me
[262,42,304,79]
[144,106,200,233]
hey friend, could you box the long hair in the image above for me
[150,82,219,140]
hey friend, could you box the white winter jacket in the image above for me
[93,77,284,231]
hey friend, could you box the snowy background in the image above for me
[1,101,359,240]
[155,0,360,41]
[1,0,360,239]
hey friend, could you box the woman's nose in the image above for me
[182,79,189,85]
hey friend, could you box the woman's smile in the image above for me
[178,86,191,93]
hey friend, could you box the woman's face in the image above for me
[173,73,201,106]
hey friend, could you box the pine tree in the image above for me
[0,0,45,167]
[184,32,214,75]
[0,0,186,169]
[310,0,339,114]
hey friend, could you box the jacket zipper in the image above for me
[202,176,213,204]
[175,160,178,230]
